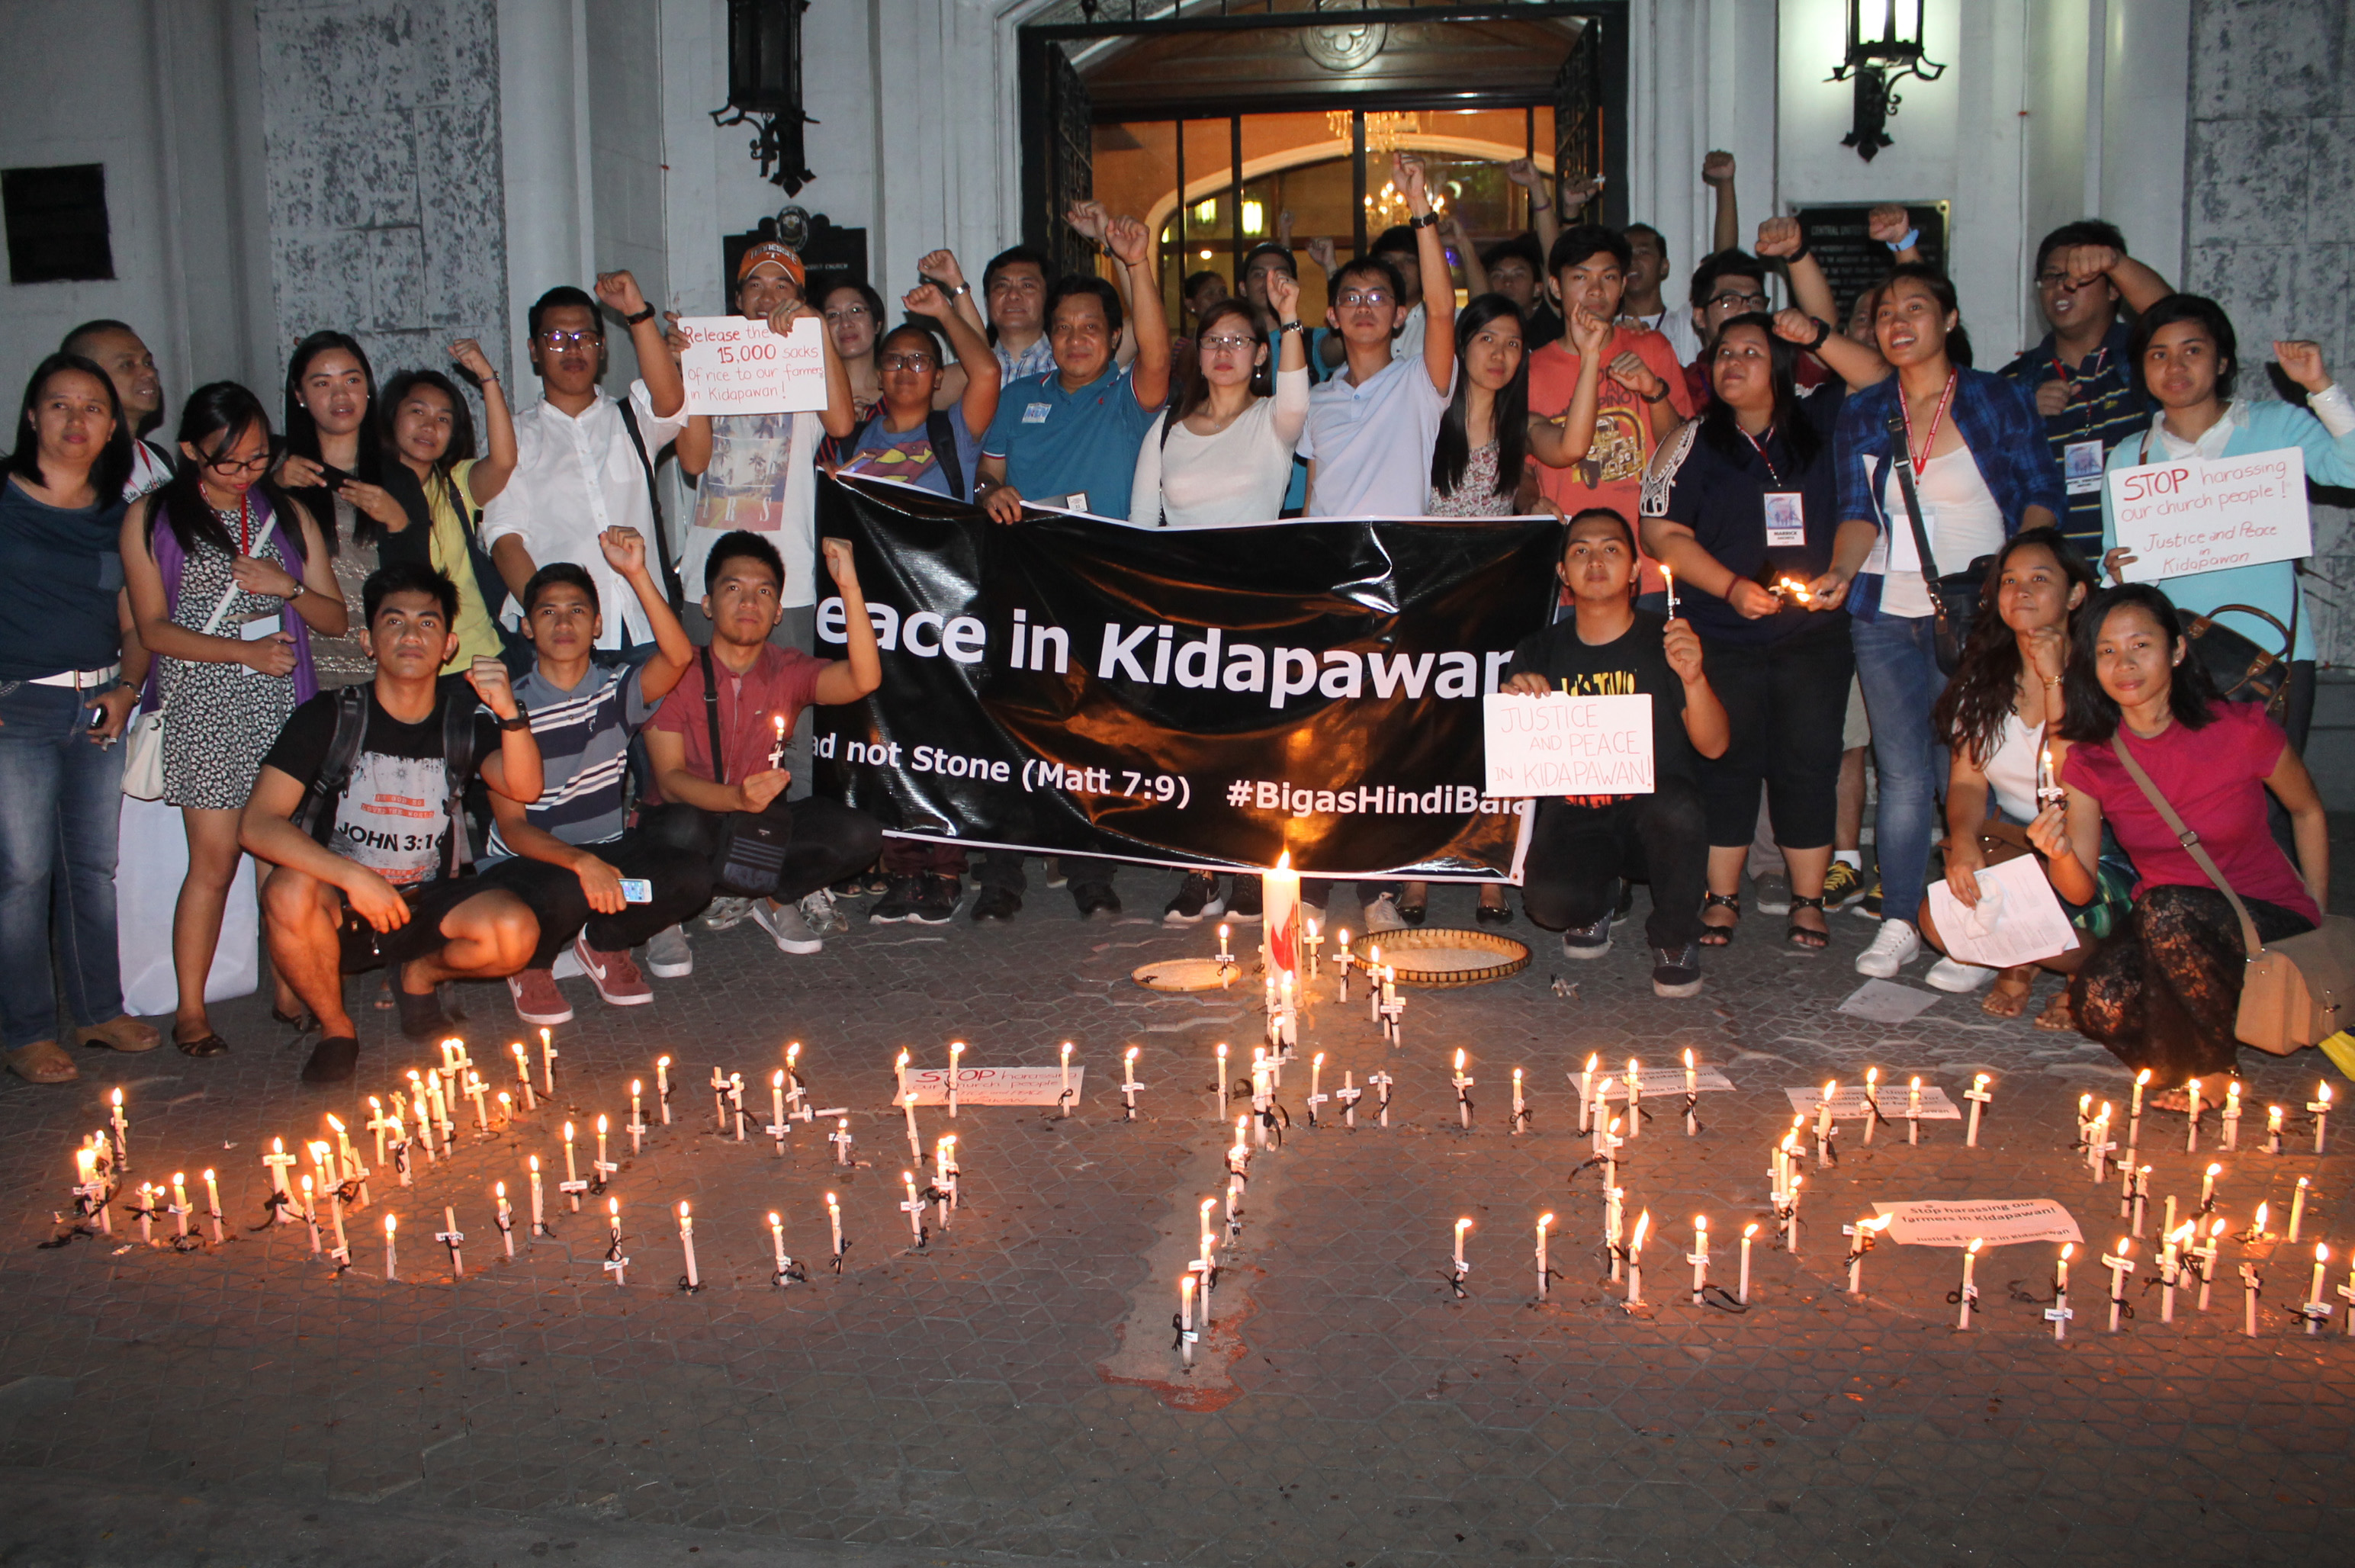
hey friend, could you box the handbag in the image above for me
[122,513,283,800]
[2182,601,2293,720]
[2108,733,2355,1055]
[697,646,792,898]
[1883,412,1989,676]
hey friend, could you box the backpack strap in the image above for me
[926,409,965,502]
[295,686,372,846]
[699,644,728,786]
[617,398,688,612]
[442,686,479,879]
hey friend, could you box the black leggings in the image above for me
[645,798,885,906]
[1521,779,1708,951]
[1696,622,1852,850]
[478,830,716,968]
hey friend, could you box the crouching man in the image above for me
[241,564,545,1084]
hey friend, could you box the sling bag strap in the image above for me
[1883,410,1942,583]
[699,644,728,786]
[617,399,688,612]
[2106,731,2267,959]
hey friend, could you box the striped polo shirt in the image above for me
[484,661,654,857]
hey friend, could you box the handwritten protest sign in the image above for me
[2105,447,2309,580]
[679,314,827,415]
[1482,692,1653,797]
[1871,1199,2083,1248]
[903,1066,1080,1107]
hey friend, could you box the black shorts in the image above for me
[336,870,557,974]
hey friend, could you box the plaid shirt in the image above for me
[1998,320,2149,554]
[1834,368,2065,621]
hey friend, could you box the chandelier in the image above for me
[1325,110,1421,153]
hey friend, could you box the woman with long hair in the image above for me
[1918,528,2122,1017]
[278,331,426,687]
[1641,307,1886,951]
[381,339,517,670]
[2100,296,2355,754]
[2032,584,2328,1089]
[1818,262,2065,980]
[120,384,343,1056]
[0,355,156,1082]
[820,280,892,423]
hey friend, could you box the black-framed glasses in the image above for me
[204,448,274,477]
[1708,291,1771,312]
[879,353,937,371]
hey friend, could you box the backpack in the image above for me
[293,684,481,881]
[851,406,967,501]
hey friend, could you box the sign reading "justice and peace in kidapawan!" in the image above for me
[2105,446,2312,580]
[811,477,1560,879]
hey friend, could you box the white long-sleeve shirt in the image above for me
[1128,366,1310,529]
[480,381,686,648]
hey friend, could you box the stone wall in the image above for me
[253,0,510,400]
[2185,0,2353,665]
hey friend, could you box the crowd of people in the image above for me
[2,149,2344,1095]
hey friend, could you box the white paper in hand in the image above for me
[1482,692,1653,798]
[680,315,828,416]
[1923,855,2075,969]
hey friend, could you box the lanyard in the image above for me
[1738,424,1785,489]
[1898,371,1958,473]
[233,492,253,557]
[2045,343,2107,400]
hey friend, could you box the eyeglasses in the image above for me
[1199,334,1257,352]
[879,353,937,371]
[538,329,602,349]
[824,304,872,323]
[1708,291,1771,312]
[204,448,273,477]
[1335,290,1395,307]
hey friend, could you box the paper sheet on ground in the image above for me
[1870,1199,2083,1248]
[1482,692,1654,797]
[1783,1084,1960,1120]
[679,314,827,414]
[2106,447,2309,580]
[903,1066,1081,1107]
[1836,979,1943,1023]
[1589,1063,1736,1099]
[1923,855,2077,969]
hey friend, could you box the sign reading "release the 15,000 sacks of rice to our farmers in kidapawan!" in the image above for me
[2105,447,2310,581]
[679,314,828,415]
[1480,692,1654,797]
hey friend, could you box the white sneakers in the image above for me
[751,898,824,955]
[1854,919,1922,978]
[1924,955,1993,993]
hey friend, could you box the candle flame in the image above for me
[1685,1048,1695,1067]
[2301,1175,2312,1189]
[609,1197,619,1218]
[770,1212,781,1226]
[596,1113,608,1133]
[1631,1212,1650,1249]
[1454,1049,1466,1070]
[2321,1244,2332,1263]
[2206,1162,2222,1177]
[1695,1216,1708,1232]
[657,1054,671,1068]
[2212,1219,2226,1238]
[2170,1223,2195,1245]
[1743,1223,1759,1239]
[201,1168,214,1182]
[327,1114,345,1133]
[1456,1217,1473,1233]
[2136,1068,2151,1084]
[564,1121,575,1139]
[1276,850,1291,872]
[111,1088,122,1107]
[529,1155,540,1171]
[1062,1041,1073,1058]
[679,1201,691,1218]
[827,1192,838,1207]
[1966,1237,1982,1254]
[2255,1203,2270,1227]
[386,1214,396,1233]
[2060,1242,2073,1260]
[1538,1212,1554,1230]
[496,1181,506,1197]
[1315,1052,1326,1067]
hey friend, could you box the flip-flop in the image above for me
[1983,969,2037,1018]
[5,1039,79,1084]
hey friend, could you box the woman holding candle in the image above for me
[1919,528,2129,1016]
[1640,305,1888,951]
[2029,583,2327,1090]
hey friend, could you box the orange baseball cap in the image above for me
[737,241,805,288]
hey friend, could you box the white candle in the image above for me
[2103,1240,2135,1332]
[169,1171,190,1241]
[540,1026,557,1097]
[2200,1220,2224,1311]
[563,1122,581,1211]
[2223,1081,2242,1151]
[1663,563,1678,618]
[2199,1161,2221,1215]
[1862,1068,1879,1145]
[2308,1244,2332,1334]
[1626,1057,1642,1139]
[2243,1260,2262,1335]
[630,1080,644,1153]
[1454,1216,1473,1287]
[262,1137,295,1200]
[512,1041,535,1112]
[1180,1274,1197,1365]
[202,1168,223,1245]
[1216,922,1232,964]
[1512,1067,1524,1134]
[1626,1211,1649,1305]
[1333,929,1351,1000]
[2186,1078,2204,1153]
[678,1202,699,1289]
[1964,1074,1992,1147]
[2268,1104,2286,1154]
[528,1155,546,1236]
[368,1097,389,1166]
[936,1137,957,1222]
[1907,1075,1922,1145]
[1786,1176,1803,1256]
[770,1212,788,1281]
[1956,1237,1984,1329]
[496,1090,512,1130]
[833,1117,853,1167]
[902,1171,925,1245]
[1536,1212,1555,1300]
[2289,1176,2310,1242]
[467,1072,490,1133]
[902,1091,922,1159]
[496,1182,514,1258]
[2311,1081,2333,1153]
[384,1213,398,1280]
[606,1198,625,1285]
[770,1070,790,1150]
[1263,850,1300,994]
[2160,1223,2186,1322]
[1124,1046,1142,1119]
[594,1115,612,1187]
[1454,1050,1473,1129]
[1216,1043,1229,1116]
[769,712,786,769]
[1685,1049,1700,1138]
[296,1176,316,1255]
[1688,1216,1709,1303]
[657,1055,673,1124]
[827,1191,843,1267]
[1577,1053,1598,1133]
[1367,944,1382,1023]
[109,1088,128,1168]
[2051,1244,2074,1341]
[1740,1223,1757,1303]
[437,1203,464,1278]
[1846,1215,1888,1295]
[1816,1081,1836,1168]
[895,1049,909,1101]
[2128,1068,2150,1154]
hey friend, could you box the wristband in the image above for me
[1807,316,1833,352]
[1785,240,1812,266]
[496,705,532,733]
[1408,212,1441,230]
[624,304,657,325]
[1886,229,1920,253]
[1642,384,1671,405]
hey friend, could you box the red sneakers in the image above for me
[506,967,574,1026]
[573,933,653,1007]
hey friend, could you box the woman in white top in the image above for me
[1920,528,2106,1017]
[1129,275,1309,529]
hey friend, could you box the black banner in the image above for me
[811,478,1560,879]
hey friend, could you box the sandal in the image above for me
[271,1006,320,1034]
[2033,990,2078,1033]
[5,1039,79,1084]
[173,1030,230,1059]
[1785,895,1829,950]
[1698,892,1740,947]
[1983,966,2037,1019]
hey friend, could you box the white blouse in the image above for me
[1129,366,1311,529]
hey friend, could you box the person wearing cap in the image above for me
[478,271,686,653]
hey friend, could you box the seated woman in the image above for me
[1918,529,2124,1017]
[2030,584,2328,1091]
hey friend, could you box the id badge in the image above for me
[2063,438,2106,494]
[1022,403,1052,424]
[1763,492,1807,548]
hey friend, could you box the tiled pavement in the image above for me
[4,869,2353,1566]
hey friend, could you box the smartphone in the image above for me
[316,464,354,490]
[618,879,654,904]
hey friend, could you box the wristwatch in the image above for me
[1277,320,1307,336]
[496,705,532,732]
[624,304,657,325]
[1807,316,1833,352]
[1408,212,1441,230]
[946,283,971,298]
[1641,384,1672,404]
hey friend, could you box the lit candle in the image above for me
[1786,1175,1804,1257]
[2128,1068,2151,1155]
[2186,1078,2204,1153]
[1688,1216,1709,1303]
[785,1043,804,1117]
[606,1197,625,1285]
[1334,929,1351,1001]
[728,1072,747,1141]
[1454,1216,1473,1289]
[1577,1053,1598,1133]
[327,1185,349,1262]
[1845,1215,1889,1295]
[2199,1219,2224,1311]
[169,1171,191,1242]
[2103,1239,2135,1332]
[2289,1175,2310,1243]
[2249,1200,2268,1239]
[496,1181,514,1258]
[936,1136,958,1223]
[1123,1046,1142,1120]
[1626,1211,1650,1306]
[1739,1223,1757,1304]
[1216,1042,1229,1116]
[1907,1076,1922,1145]
[109,1088,129,1168]
[1454,1050,1473,1129]
[528,1154,547,1237]
[384,1213,398,1280]
[2242,1259,2263,1336]
[833,1117,853,1167]
[201,1168,222,1245]
[467,1072,490,1133]
[901,1171,925,1245]
[903,1091,922,1159]
[827,1190,843,1269]
[1305,917,1322,978]
[540,1027,556,1097]
[1536,1212,1555,1300]
[1059,1041,1074,1117]
[1263,850,1300,996]
[297,1176,316,1255]
[1955,1237,1984,1329]
[1179,1274,1197,1366]
[367,1097,390,1166]
[2223,1080,2242,1151]
[628,1079,644,1155]
[262,1138,296,1203]
[2198,1161,2221,1216]
[562,1121,581,1211]
[1367,944,1381,1023]
[512,1040,535,1113]
[2311,1081,2333,1154]
[2308,1245,2332,1335]
[1216,922,1232,964]
[1625,1057,1642,1139]
[2132,1165,2151,1237]
[1511,1067,1525,1135]
[1663,563,1678,619]
[496,1090,512,1129]
[2160,1223,2187,1323]
[769,712,786,769]
[657,1055,673,1124]
[677,1202,699,1290]
[770,1212,788,1282]
[2268,1104,2286,1155]
[2050,1244,2074,1341]
[1816,1081,1837,1168]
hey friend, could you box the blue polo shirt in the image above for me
[981,364,1164,520]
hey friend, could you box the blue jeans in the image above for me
[0,683,127,1046]
[1849,613,1947,929]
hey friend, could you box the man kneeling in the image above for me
[642,530,885,946]
[1505,507,1727,997]
[243,564,546,1083]
[487,525,715,1024]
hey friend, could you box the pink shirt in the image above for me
[645,644,824,802]
[2061,700,2318,924]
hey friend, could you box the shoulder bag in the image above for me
[2108,732,2355,1055]
[696,646,792,898]
[2126,429,2296,718]
[123,512,283,800]
[1882,411,1990,675]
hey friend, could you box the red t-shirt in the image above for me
[1528,325,1695,594]
[2061,700,2318,924]
[644,643,825,803]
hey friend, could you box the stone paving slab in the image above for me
[2,871,2352,1565]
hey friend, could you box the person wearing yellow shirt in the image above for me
[382,340,516,671]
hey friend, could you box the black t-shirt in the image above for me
[1647,380,1846,647]
[1506,609,1697,792]
[262,676,501,888]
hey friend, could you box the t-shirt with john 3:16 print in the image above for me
[1504,610,1697,797]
